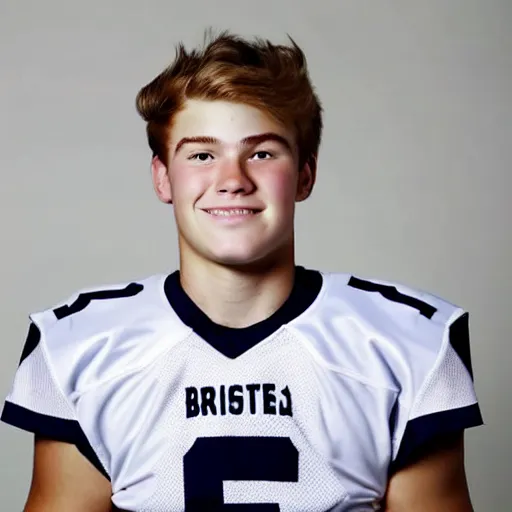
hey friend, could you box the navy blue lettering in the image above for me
[228,385,244,415]
[200,387,217,416]
[219,385,226,416]
[186,387,200,418]
[279,386,293,417]
[246,384,261,414]
[186,383,292,418]
[263,384,277,415]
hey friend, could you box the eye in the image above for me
[189,152,213,162]
[251,151,272,160]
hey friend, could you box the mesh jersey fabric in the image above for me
[1,267,483,511]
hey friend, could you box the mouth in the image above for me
[202,208,261,217]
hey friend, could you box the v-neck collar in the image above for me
[164,266,323,359]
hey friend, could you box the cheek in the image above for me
[263,170,298,208]
[170,166,209,204]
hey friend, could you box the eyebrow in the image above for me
[174,132,293,153]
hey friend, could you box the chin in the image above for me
[209,249,266,267]
[181,232,291,269]
[208,243,291,270]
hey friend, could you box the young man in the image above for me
[2,32,482,511]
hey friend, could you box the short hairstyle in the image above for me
[135,30,323,169]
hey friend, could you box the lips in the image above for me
[204,208,258,216]
[202,207,263,217]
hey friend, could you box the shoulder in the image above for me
[326,271,462,332]
[1,274,174,479]
[305,270,481,464]
[326,270,464,347]
[291,269,470,390]
[33,273,166,333]
[29,273,190,393]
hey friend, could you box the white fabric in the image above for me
[3,271,480,511]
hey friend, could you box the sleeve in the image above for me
[390,310,484,472]
[1,319,108,479]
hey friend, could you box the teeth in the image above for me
[207,209,254,216]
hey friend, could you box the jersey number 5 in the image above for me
[184,436,299,511]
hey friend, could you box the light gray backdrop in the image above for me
[1,1,510,510]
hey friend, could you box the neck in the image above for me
[179,250,296,328]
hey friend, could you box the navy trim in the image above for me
[54,282,144,320]
[19,323,41,365]
[348,277,437,319]
[1,401,110,481]
[164,266,323,359]
[391,403,483,473]
[449,312,474,380]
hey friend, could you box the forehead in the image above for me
[169,99,294,146]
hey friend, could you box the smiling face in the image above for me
[152,99,315,269]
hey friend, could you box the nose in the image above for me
[216,158,255,196]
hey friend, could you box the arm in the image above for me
[385,309,483,511]
[0,322,113,510]
[384,433,473,512]
[24,437,112,512]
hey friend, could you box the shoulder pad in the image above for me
[29,274,190,395]
[290,271,466,390]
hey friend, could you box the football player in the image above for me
[2,31,483,511]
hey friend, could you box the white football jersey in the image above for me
[2,267,482,511]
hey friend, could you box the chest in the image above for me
[78,335,394,511]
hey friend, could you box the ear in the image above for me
[295,155,317,202]
[151,155,173,204]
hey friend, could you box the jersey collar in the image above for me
[164,266,323,359]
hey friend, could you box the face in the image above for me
[152,99,315,269]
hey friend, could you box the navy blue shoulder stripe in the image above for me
[348,277,437,319]
[54,282,144,320]
[19,323,41,366]
[449,312,474,380]
[0,401,109,481]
